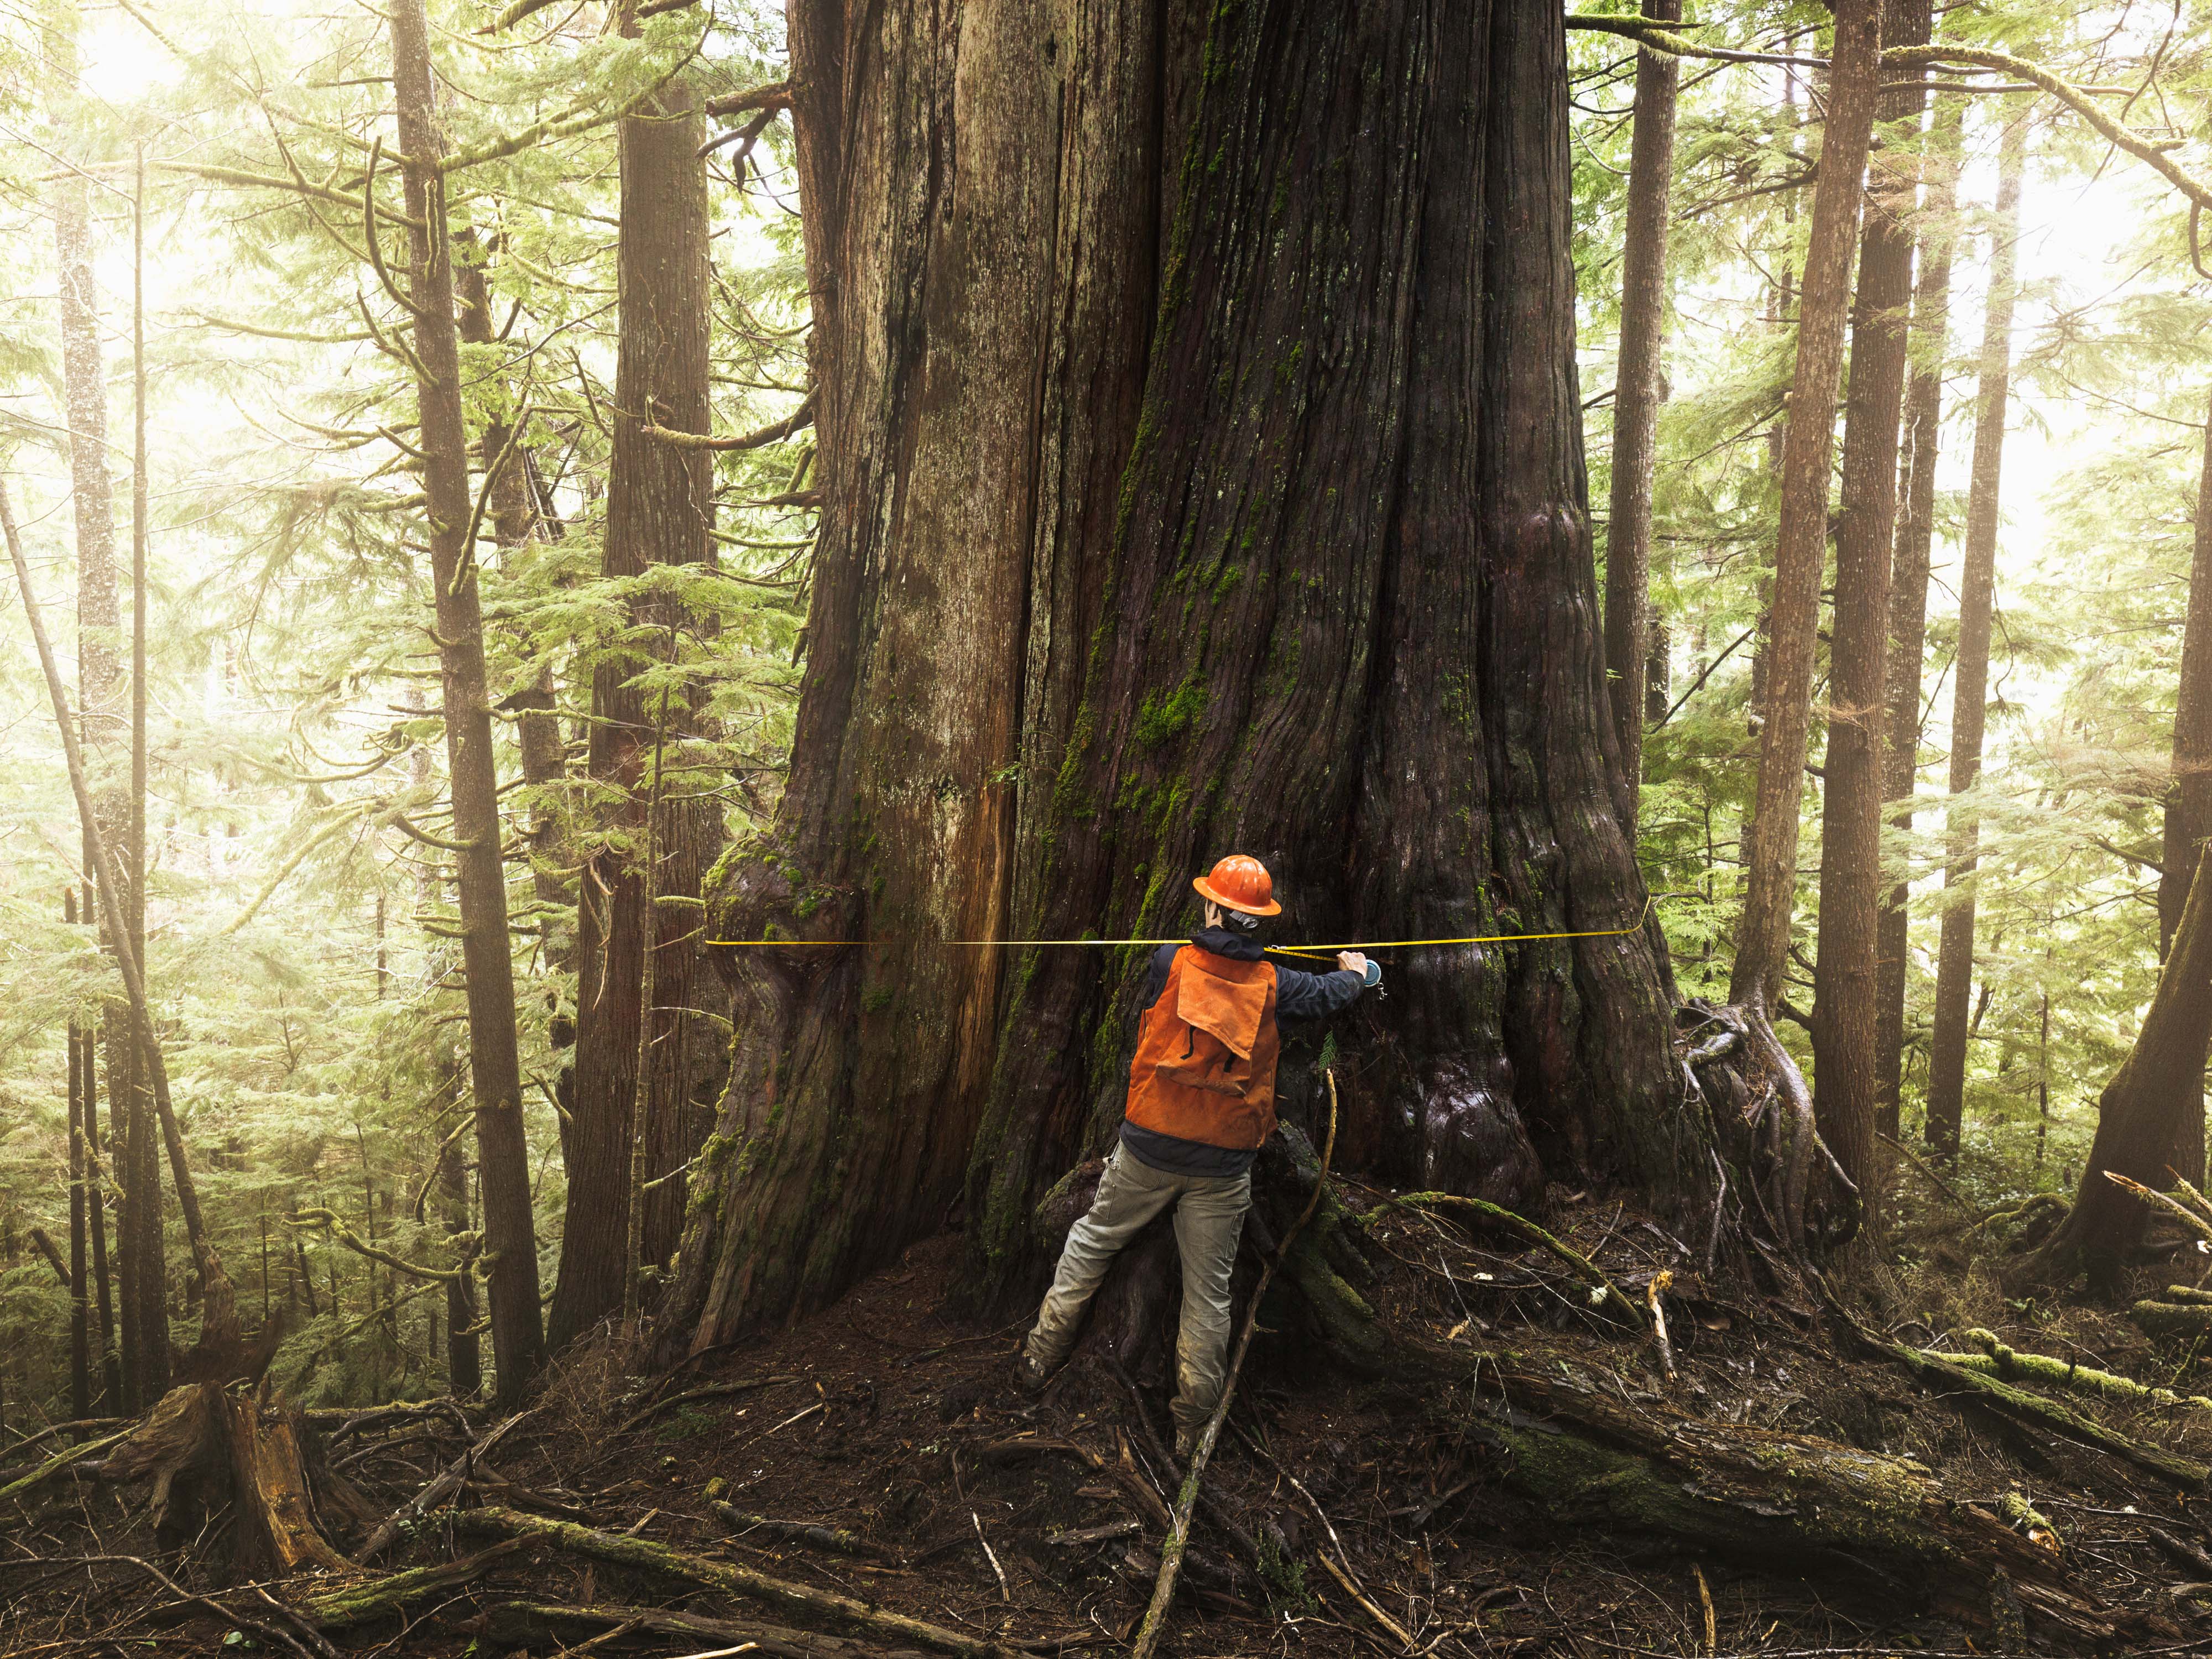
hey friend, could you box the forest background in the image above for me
[0,0,2205,1420]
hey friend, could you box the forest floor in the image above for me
[11,1181,2212,1657]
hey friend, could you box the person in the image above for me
[1015,853,1372,1456]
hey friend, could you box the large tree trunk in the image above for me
[546,67,722,1353]
[2031,834,2212,1282]
[1876,95,1960,1142]
[1729,0,1886,1008]
[1812,0,1932,1210]
[2150,385,2212,1187]
[389,0,546,1402]
[1600,0,1681,827]
[1923,110,2026,1160]
[661,0,1740,1359]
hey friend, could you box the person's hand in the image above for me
[1338,951,1369,978]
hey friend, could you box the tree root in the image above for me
[2132,1297,2212,1340]
[1938,1328,2212,1412]
[450,1505,1016,1657]
[712,1501,896,1561]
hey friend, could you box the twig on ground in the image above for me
[451,1505,1017,1656]
[612,1374,796,1439]
[972,1512,1010,1601]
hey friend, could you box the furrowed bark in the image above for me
[1924,108,2026,1160]
[1730,0,1885,1009]
[389,0,546,1400]
[1601,0,1682,828]
[437,1120,481,1396]
[1876,94,1960,1141]
[550,60,721,1352]
[665,0,1720,1365]
[1814,0,1932,1211]
[68,967,91,1425]
[2028,847,2212,1281]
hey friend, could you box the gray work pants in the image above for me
[1024,1142,1251,1437]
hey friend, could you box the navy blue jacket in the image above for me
[1119,927,1364,1176]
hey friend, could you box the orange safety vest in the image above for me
[1124,946,1282,1150]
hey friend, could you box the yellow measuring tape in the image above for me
[706,896,1656,957]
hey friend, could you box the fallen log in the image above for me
[477,1599,911,1657]
[2132,1298,2212,1341]
[0,1425,131,1503]
[297,1538,524,1629]
[1876,1341,2208,1488]
[1480,1357,2127,1641]
[1942,1328,2212,1411]
[451,1505,1016,1657]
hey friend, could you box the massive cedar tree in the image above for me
[660,0,1721,1353]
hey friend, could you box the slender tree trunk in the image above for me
[2,479,239,1360]
[82,1001,118,1406]
[1923,109,2027,1159]
[67,947,92,1425]
[549,66,719,1351]
[1600,0,1681,827]
[1729,0,1886,1008]
[662,0,1732,1358]
[1812,0,1932,1208]
[2151,385,2212,1186]
[438,1127,481,1397]
[1876,94,1961,1142]
[388,0,546,1401]
[454,244,576,951]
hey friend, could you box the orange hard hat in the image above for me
[1193,854,1282,917]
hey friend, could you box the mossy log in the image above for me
[1479,1359,2122,1641]
[296,1540,524,1629]
[1943,1328,2212,1411]
[451,1505,1013,1656]
[477,1599,907,1658]
[1876,1341,2208,1489]
[0,1425,131,1502]
[2132,1298,2212,1340]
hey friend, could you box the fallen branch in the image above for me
[1861,1327,2207,1488]
[451,1506,1016,1657]
[611,1373,796,1439]
[1941,1328,2212,1412]
[1368,1190,1648,1330]
[299,1539,524,1627]
[0,1426,131,1502]
[357,1409,535,1561]
[713,1501,895,1561]
[1130,1068,1339,1659]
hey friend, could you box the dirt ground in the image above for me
[12,1186,2212,1656]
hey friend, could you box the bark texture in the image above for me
[1923,111,2026,1159]
[2148,383,2212,1186]
[390,0,545,1400]
[2031,845,2212,1281]
[1813,0,1932,1206]
[1876,95,1960,1141]
[547,69,723,1353]
[1600,0,1681,826]
[1729,0,1885,1008]
[663,0,1708,1358]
